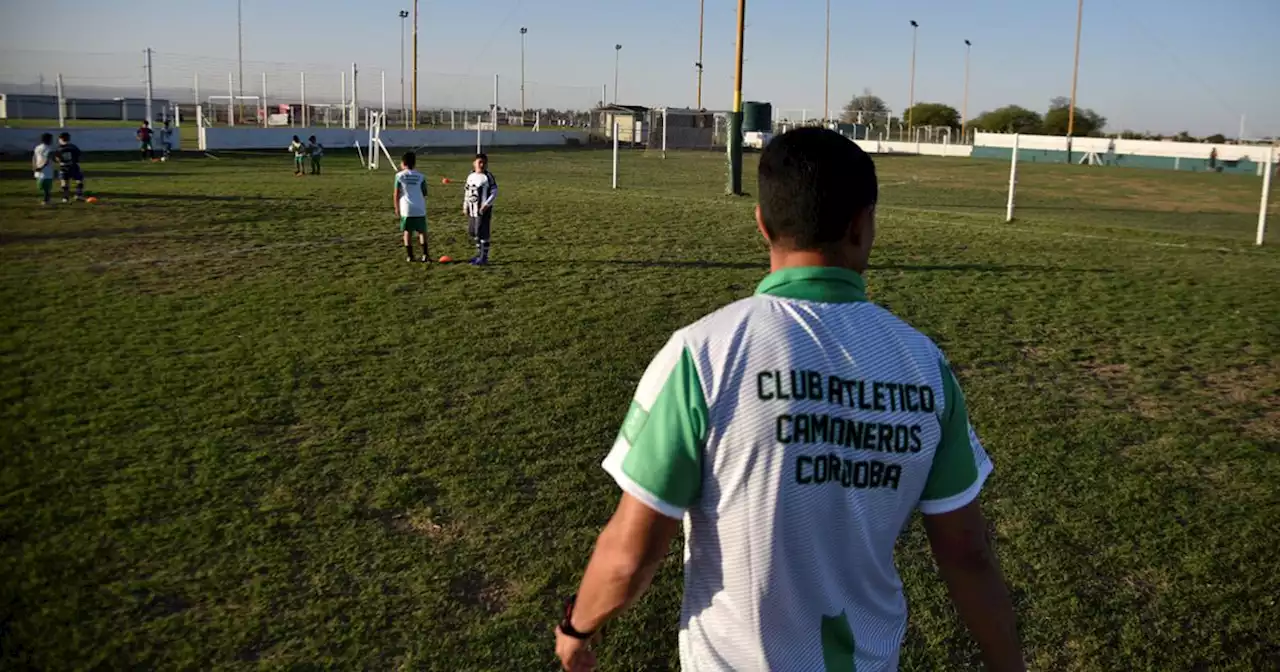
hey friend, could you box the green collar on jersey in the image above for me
[755,266,868,303]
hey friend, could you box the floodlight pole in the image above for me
[237,0,244,111]
[962,40,971,144]
[614,44,622,104]
[907,20,918,132]
[696,0,705,108]
[400,10,409,128]
[727,0,746,196]
[1068,0,1083,137]
[1258,146,1274,246]
[520,27,528,115]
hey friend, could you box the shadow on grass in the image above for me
[0,223,185,244]
[77,192,288,203]
[907,201,1241,217]
[0,168,178,180]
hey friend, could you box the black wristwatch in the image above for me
[559,594,596,640]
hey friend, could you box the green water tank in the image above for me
[743,101,773,133]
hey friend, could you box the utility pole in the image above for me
[520,27,528,115]
[727,0,746,196]
[1067,0,1084,137]
[962,40,972,144]
[907,20,918,132]
[696,0,705,109]
[824,0,831,122]
[412,0,419,129]
[351,63,358,129]
[144,48,154,123]
[237,0,244,112]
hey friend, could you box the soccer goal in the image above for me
[645,108,725,155]
[366,111,397,171]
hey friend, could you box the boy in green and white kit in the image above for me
[32,133,55,206]
[288,135,308,176]
[394,151,430,263]
[307,136,323,175]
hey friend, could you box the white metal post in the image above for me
[476,113,482,153]
[261,72,267,127]
[1006,134,1020,222]
[1258,146,1275,246]
[228,72,235,126]
[450,109,455,130]
[380,70,386,122]
[340,71,347,128]
[612,121,620,189]
[56,74,65,127]
[144,48,154,123]
[301,72,307,127]
[492,74,499,128]
[351,63,358,129]
[662,108,668,157]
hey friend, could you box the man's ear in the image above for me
[756,204,771,243]
[848,205,874,246]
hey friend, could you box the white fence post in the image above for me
[1006,134,1020,222]
[340,71,346,128]
[228,73,235,126]
[260,72,267,127]
[1258,146,1275,246]
[56,74,65,127]
[612,121,620,189]
[301,72,307,127]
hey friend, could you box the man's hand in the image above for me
[555,628,599,671]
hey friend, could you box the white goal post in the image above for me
[366,111,397,171]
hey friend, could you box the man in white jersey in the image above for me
[393,151,430,263]
[555,128,1023,671]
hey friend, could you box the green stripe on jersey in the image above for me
[619,347,708,510]
[921,357,979,502]
[821,610,856,672]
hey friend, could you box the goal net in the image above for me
[645,108,726,153]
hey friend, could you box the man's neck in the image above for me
[769,248,864,275]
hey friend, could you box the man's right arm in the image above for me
[920,357,1023,671]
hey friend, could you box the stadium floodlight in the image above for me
[907,20,918,131]
[400,10,409,128]
[1068,0,1084,137]
[614,44,622,104]
[962,40,972,144]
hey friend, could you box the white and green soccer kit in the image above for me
[603,266,992,671]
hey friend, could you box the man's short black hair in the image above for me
[757,127,878,250]
[475,153,488,162]
[402,151,417,169]
[40,133,53,144]
[308,135,316,142]
[58,132,70,141]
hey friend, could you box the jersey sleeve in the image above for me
[482,173,498,206]
[919,356,993,515]
[602,333,709,519]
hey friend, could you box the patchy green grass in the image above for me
[1,149,1277,670]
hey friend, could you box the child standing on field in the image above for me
[463,153,498,265]
[32,133,55,206]
[55,132,85,202]
[289,135,308,176]
[160,120,174,160]
[394,151,430,263]
[307,136,323,175]
[137,121,154,161]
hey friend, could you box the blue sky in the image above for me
[1,0,1277,135]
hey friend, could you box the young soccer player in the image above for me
[137,121,154,161]
[159,120,174,161]
[289,135,307,176]
[394,151,430,263]
[307,135,323,175]
[55,132,85,203]
[462,153,498,265]
[32,133,55,206]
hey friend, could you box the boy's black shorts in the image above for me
[59,166,83,181]
[468,210,493,241]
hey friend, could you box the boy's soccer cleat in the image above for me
[421,255,431,263]
[61,198,70,204]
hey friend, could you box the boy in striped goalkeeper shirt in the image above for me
[463,153,498,265]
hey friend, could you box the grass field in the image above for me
[2,148,1278,670]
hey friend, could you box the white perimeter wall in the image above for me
[853,139,974,157]
[0,127,181,154]
[200,127,588,151]
[975,132,1273,161]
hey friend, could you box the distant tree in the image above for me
[970,105,1043,133]
[1205,133,1227,144]
[1119,130,1146,140]
[841,89,889,124]
[1173,131,1196,142]
[904,102,960,128]
[1042,97,1107,136]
